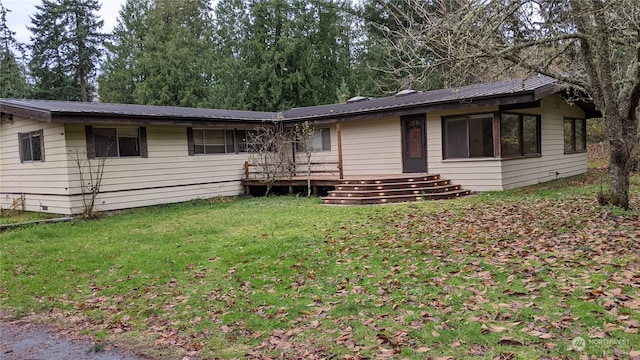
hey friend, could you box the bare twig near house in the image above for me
[295,121,316,197]
[70,148,107,218]
[0,194,25,217]
[245,123,293,196]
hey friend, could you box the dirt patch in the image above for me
[0,317,144,360]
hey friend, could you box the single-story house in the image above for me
[0,75,598,214]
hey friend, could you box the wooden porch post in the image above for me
[492,113,502,158]
[243,161,251,195]
[337,123,344,179]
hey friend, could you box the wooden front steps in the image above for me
[322,174,471,205]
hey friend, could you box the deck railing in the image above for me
[243,160,341,181]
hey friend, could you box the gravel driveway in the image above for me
[1,319,142,360]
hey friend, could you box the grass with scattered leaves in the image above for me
[1,171,639,359]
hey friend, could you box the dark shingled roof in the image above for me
[282,75,561,121]
[2,75,589,125]
[0,99,276,123]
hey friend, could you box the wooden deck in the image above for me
[242,160,343,195]
[323,174,471,205]
[242,174,367,195]
[242,170,472,203]
[243,174,418,190]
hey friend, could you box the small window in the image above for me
[85,126,147,158]
[296,128,331,152]
[500,113,540,157]
[19,130,44,162]
[188,128,244,155]
[564,118,586,153]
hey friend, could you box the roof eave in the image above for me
[533,83,565,100]
[0,103,53,122]
[284,91,542,124]
[51,113,269,127]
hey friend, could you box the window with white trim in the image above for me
[19,130,44,162]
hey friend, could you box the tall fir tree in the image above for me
[307,0,353,103]
[98,0,150,103]
[0,1,30,98]
[212,0,356,111]
[133,0,215,107]
[62,0,104,101]
[210,0,250,110]
[29,0,74,100]
[28,0,103,101]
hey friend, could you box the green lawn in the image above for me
[0,209,62,225]
[1,171,639,359]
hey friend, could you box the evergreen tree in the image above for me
[28,0,103,101]
[0,1,30,98]
[98,0,150,103]
[309,0,353,103]
[29,0,74,100]
[63,0,104,101]
[133,0,215,107]
[212,0,356,111]
[209,0,250,110]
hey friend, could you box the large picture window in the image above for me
[187,128,249,155]
[443,114,494,159]
[500,113,541,157]
[295,127,331,152]
[85,126,147,158]
[564,118,586,153]
[443,112,541,159]
[19,130,44,162]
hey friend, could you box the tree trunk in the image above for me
[606,111,637,210]
[609,137,631,209]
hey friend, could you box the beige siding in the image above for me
[426,107,504,191]
[0,117,72,214]
[340,117,403,175]
[68,181,241,214]
[64,125,245,214]
[1,94,589,214]
[423,96,587,191]
[500,96,587,189]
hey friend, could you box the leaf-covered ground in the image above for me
[1,172,639,359]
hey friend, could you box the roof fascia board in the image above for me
[52,115,265,128]
[285,93,538,125]
[0,104,52,122]
[499,100,541,112]
[533,84,564,100]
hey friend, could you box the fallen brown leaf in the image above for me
[499,336,523,346]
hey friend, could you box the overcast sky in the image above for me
[3,0,127,45]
